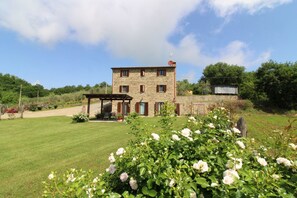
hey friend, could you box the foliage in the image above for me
[158,101,176,133]
[43,108,297,197]
[202,62,245,86]
[72,113,89,123]
[192,80,211,95]
[255,61,297,110]
[176,79,193,96]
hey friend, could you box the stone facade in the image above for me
[111,65,176,116]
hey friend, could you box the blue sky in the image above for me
[0,0,296,89]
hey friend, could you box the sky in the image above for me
[0,0,296,89]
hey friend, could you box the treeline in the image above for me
[0,73,111,107]
[177,61,297,110]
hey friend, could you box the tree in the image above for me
[239,72,256,100]
[255,61,297,109]
[176,79,193,96]
[202,62,245,86]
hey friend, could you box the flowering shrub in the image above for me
[44,107,297,197]
[72,113,89,123]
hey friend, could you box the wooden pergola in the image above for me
[83,94,133,119]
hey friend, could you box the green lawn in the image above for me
[0,113,295,197]
[0,117,133,197]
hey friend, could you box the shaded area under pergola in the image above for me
[83,94,133,119]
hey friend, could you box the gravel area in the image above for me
[1,103,101,119]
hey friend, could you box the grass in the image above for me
[0,117,133,197]
[0,113,295,197]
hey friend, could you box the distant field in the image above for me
[0,113,295,197]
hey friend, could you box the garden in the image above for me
[51,104,296,197]
[0,105,296,197]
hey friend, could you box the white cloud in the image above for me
[0,0,281,68]
[206,0,292,17]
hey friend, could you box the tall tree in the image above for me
[202,62,245,86]
[255,61,297,109]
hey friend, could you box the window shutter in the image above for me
[127,86,129,93]
[119,86,122,93]
[135,102,139,113]
[154,102,158,115]
[127,103,130,113]
[164,70,167,76]
[144,103,148,116]
[156,85,159,92]
[117,102,121,113]
[164,85,167,93]
[127,70,129,77]
[120,71,123,77]
[157,70,159,76]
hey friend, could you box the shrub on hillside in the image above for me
[72,113,89,123]
[43,107,296,197]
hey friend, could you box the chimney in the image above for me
[168,60,176,67]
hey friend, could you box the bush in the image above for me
[43,108,297,197]
[72,113,89,123]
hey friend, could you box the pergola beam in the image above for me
[83,94,133,118]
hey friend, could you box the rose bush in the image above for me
[43,107,297,197]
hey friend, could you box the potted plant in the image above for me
[117,114,123,122]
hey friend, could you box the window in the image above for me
[140,69,145,77]
[117,102,130,115]
[156,85,166,93]
[135,102,148,116]
[155,102,164,114]
[140,85,145,93]
[119,85,129,93]
[120,70,129,77]
[157,69,166,76]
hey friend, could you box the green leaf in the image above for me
[140,167,146,176]
[142,187,157,197]
[196,177,209,188]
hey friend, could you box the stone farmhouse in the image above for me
[111,62,178,117]
[84,61,238,118]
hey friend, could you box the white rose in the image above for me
[232,127,241,134]
[257,157,268,166]
[289,143,297,150]
[108,153,116,163]
[207,123,215,129]
[169,179,175,187]
[181,128,191,137]
[276,157,292,167]
[151,133,160,141]
[172,134,181,141]
[48,173,54,180]
[116,148,125,155]
[193,160,209,173]
[129,178,138,190]
[120,172,129,182]
[236,140,245,149]
[222,175,235,185]
[194,130,201,134]
[108,164,116,174]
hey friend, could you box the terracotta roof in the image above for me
[111,65,176,70]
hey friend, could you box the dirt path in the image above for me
[1,103,101,119]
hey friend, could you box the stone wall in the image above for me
[176,95,238,115]
[112,66,176,116]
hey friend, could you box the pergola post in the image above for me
[87,97,91,117]
[101,99,104,114]
[122,99,125,120]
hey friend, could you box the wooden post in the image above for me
[122,99,125,120]
[101,99,104,114]
[20,105,24,119]
[0,104,2,120]
[87,98,91,117]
